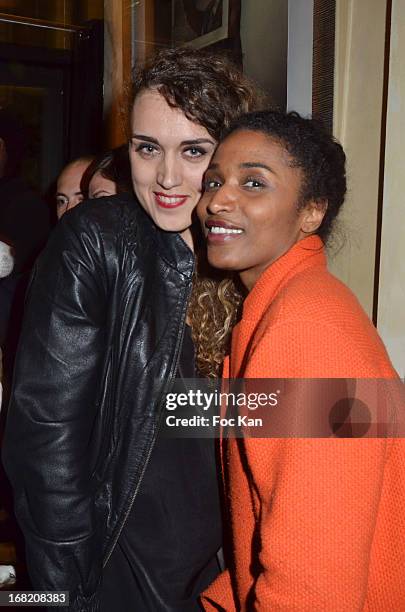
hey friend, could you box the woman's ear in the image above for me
[301,199,327,234]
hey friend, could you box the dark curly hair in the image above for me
[129,47,261,141]
[223,110,347,242]
[81,145,133,197]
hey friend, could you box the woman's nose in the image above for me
[206,184,237,214]
[156,155,181,190]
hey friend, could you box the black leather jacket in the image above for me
[2,194,194,611]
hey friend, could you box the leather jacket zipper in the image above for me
[102,281,192,569]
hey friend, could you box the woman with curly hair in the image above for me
[198,110,405,610]
[3,48,260,611]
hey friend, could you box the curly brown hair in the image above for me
[187,252,245,378]
[129,47,261,140]
[129,47,262,376]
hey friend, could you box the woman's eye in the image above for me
[135,143,159,157]
[204,178,221,191]
[244,178,265,189]
[183,146,206,159]
[56,196,68,208]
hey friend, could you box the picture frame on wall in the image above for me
[172,0,230,49]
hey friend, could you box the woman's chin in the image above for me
[160,222,192,234]
[154,213,193,234]
[207,254,238,271]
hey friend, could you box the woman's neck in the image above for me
[180,227,194,253]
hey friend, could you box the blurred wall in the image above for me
[330,0,387,317]
[103,0,132,146]
[377,0,405,379]
[287,0,313,115]
[240,0,287,109]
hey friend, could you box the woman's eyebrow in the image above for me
[131,135,215,146]
[206,161,277,173]
[131,134,159,144]
[180,138,216,146]
[56,191,82,198]
[240,161,276,174]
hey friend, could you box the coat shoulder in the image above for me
[66,193,148,235]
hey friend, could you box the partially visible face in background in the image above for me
[0,240,14,278]
[129,88,216,248]
[56,158,92,219]
[88,171,117,199]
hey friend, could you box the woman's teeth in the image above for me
[159,195,184,204]
[209,226,243,234]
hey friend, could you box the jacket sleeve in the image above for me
[2,213,111,610]
[241,322,396,611]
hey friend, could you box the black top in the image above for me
[2,194,196,609]
[101,326,222,611]
[0,176,50,274]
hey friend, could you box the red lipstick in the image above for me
[153,192,189,209]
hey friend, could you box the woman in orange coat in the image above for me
[197,110,405,611]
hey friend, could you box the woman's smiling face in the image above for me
[129,89,216,247]
[198,129,324,289]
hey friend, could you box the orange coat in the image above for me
[203,236,405,611]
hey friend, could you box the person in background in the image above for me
[82,145,133,199]
[0,240,14,407]
[0,109,50,397]
[3,48,260,611]
[0,240,16,590]
[198,110,405,611]
[0,124,41,589]
[0,108,50,276]
[55,156,94,219]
